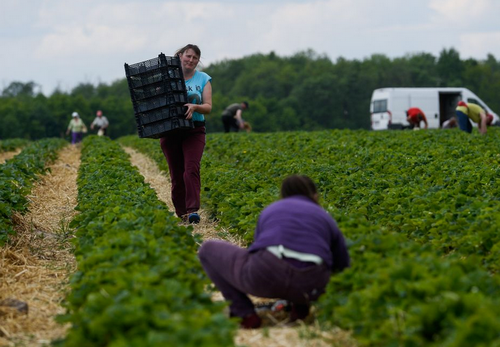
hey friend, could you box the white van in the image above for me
[370,87,499,130]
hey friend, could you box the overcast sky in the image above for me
[1,0,500,95]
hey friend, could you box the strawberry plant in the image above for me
[0,138,30,152]
[0,138,66,245]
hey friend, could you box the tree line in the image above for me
[1,47,499,140]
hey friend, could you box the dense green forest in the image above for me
[1,48,499,140]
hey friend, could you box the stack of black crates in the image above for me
[124,53,193,139]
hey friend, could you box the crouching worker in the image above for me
[456,101,493,135]
[198,175,350,329]
[406,107,428,129]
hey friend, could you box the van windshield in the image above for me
[373,99,388,113]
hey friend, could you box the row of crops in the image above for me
[120,128,500,346]
[0,138,66,245]
[58,136,236,346]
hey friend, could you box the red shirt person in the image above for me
[406,107,428,129]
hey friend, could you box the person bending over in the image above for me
[455,101,493,135]
[198,175,350,329]
[406,107,428,129]
[221,101,249,133]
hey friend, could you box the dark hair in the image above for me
[175,44,201,58]
[280,175,318,204]
[243,101,249,109]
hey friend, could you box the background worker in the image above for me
[90,110,109,136]
[66,112,87,144]
[221,101,249,133]
[455,101,493,135]
[159,44,212,224]
[406,107,428,129]
[198,175,350,329]
[442,116,457,129]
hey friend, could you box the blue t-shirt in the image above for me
[185,70,212,122]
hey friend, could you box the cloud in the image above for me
[429,0,500,26]
[458,31,500,59]
[2,0,500,95]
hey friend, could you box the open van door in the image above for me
[439,92,461,126]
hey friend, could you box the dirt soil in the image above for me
[0,144,357,347]
[0,149,21,164]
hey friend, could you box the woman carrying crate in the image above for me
[159,44,212,224]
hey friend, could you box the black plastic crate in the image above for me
[124,54,185,89]
[128,71,184,101]
[129,77,186,102]
[135,105,188,126]
[161,55,182,67]
[132,92,187,113]
[125,53,181,77]
[125,56,162,76]
[126,67,186,89]
[126,70,163,89]
[138,117,193,139]
[128,81,165,101]
[125,53,192,139]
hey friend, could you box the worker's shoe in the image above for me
[289,303,310,323]
[239,312,262,329]
[188,213,200,224]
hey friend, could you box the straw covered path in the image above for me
[0,145,80,346]
[0,144,356,347]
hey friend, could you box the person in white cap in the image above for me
[90,110,109,136]
[66,112,87,144]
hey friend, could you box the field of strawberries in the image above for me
[2,127,500,346]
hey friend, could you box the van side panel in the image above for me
[391,93,410,127]
[409,91,439,128]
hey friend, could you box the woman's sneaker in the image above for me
[188,213,200,224]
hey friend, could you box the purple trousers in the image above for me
[159,126,206,217]
[71,132,83,144]
[198,240,331,318]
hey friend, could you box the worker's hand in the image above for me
[184,103,197,119]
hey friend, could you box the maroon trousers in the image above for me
[198,240,331,318]
[159,126,206,217]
